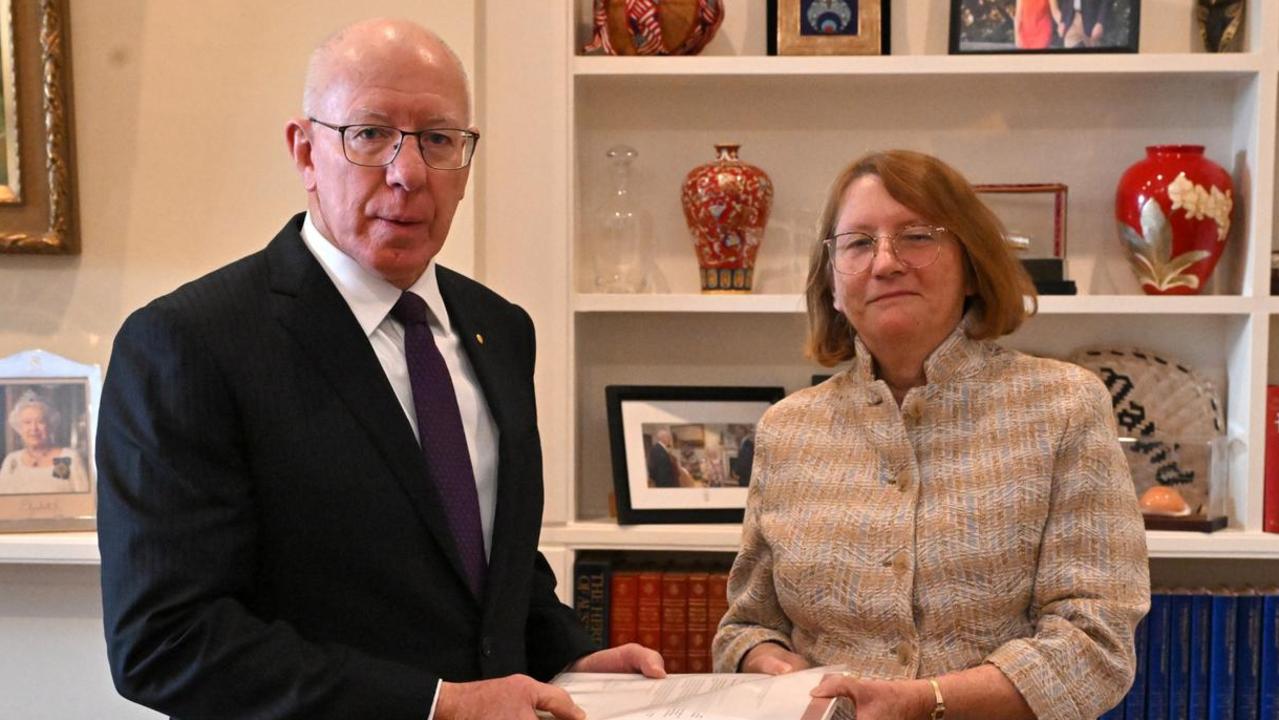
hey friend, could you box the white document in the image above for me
[549,666,845,720]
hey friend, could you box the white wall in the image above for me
[0,2,478,718]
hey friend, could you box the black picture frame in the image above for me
[606,385,784,525]
[949,0,1140,55]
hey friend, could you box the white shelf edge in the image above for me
[0,531,100,565]
[541,522,1279,559]
[574,293,1257,315]
[573,53,1264,78]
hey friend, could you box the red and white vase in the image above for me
[681,144,773,293]
[1115,145,1234,295]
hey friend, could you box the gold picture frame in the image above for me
[0,0,78,255]
[774,0,887,56]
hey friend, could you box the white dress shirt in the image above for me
[299,212,500,559]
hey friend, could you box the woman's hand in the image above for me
[810,674,933,720]
[740,642,810,675]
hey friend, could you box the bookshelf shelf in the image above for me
[0,532,99,565]
[573,293,1258,315]
[541,522,1279,560]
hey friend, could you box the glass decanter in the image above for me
[592,144,649,293]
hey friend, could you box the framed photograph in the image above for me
[767,0,890,56]
[606,385,784,525]
[0,349,100,531]
[0,0,79,254]
[949,0,1140,54]
[974,183,1068,258]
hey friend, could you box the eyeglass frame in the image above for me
[308,117,481,170]
[822,225,953,276]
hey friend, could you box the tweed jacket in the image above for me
[712,321,1150,720]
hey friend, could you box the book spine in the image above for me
[1235,594,1263,719]
[1148,593,1173,719]
[661,572,689,674]
[1170,594,1193,720]
[1125,614,1149,719]
[637,571,663,654]
[1208,594,1238,720]
[1265,385,1279,533]
[608,571,639,648]
[1189,594,1212,720]
[1259,593,1278,720]
[686,572,710,673]
[573,559,610,649]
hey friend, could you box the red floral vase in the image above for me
[1115,145,1234,295]
[681,144,773,293]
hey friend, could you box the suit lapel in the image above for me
[437,269,523,601]
[263,218,476,601]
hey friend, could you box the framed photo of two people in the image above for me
[606,385,783,525]
[950,0,1140,54]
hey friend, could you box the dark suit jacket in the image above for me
[646,442,677,488]
[1060,0,1109,35]
[96,214,594,720]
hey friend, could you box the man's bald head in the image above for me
[302,18,471,123]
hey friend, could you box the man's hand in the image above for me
[1090,22,1104,41]
[567,643,666,677]
[435,675,584,720]
[810,673,933,720]
[739,642,810,675]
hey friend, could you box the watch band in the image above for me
[928,678,946,720]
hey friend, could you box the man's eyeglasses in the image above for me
[823,225,950,275]
[309,118,480,171]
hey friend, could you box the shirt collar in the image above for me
[299,211,452,336]
[851,311,984,387]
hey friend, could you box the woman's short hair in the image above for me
[804,149,1036,366]
[7,391,59,436]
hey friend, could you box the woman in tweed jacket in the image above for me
[711,150,1150,720]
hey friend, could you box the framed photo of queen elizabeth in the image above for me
[0,349,100,532]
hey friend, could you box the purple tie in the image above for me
[391,291,486,597]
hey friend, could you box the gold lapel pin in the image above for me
[475,333,484,345]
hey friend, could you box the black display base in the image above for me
[1021,257,1064,283]
[1142,514,1229,533]
[1034,279,1077,295]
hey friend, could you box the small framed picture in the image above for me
[767,0,890,56]
[0,350,100,532]
[606,385,784,525]
[974,183,1068,258]
[949,0,1140,54]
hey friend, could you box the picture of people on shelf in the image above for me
[94,17,662,720]
[956,0,1135,51]
[711,150,1149,720]
[644,423,754,488]
[0,386,90,496]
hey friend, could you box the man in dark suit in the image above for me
[646,428,678,488]
[96,18,660,720]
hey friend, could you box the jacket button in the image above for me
[481,636,494,658]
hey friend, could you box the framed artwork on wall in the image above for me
[0,0,78,254]
[606,385,784,525]
[0,349,100,532]
[949,0,1140,55]
[767,0,890,56]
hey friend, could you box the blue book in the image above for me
[1148,593,1173,720]
[1236,593,1264,719]
[1169,594,1194,720]
[1127,614,1150,719]
[1188,594,1213,720]
[1208,594,1238,720]
[572,558,612,650]
[1259,593,1278,720]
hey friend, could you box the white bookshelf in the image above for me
[512,0,1279,589]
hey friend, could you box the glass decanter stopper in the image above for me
[592,145,648,293]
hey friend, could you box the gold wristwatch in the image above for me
[928,678,946,720]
